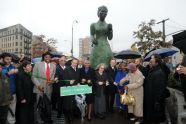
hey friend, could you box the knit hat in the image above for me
[127,63,137,71]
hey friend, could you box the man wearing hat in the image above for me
[32,52,56,124]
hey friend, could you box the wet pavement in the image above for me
[52,111,132,124]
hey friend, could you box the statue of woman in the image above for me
[90,5,113,69]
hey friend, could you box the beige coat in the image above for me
[32,62,56,95]
[120,69,144,117]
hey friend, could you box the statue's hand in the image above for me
[93,40,98,45]
[108,24,112,31]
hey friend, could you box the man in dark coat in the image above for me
[144,54,167,124]
[54,55,67,118]
[62,58,80,124]
[105,59,117,114]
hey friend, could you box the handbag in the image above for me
[120,89,135,106]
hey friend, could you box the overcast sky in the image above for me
[0,0,186,57]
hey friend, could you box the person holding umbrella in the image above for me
[143,54,167,124]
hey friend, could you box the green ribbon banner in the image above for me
[60,85,92,96]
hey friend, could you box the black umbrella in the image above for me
[11,53,20,63]
[173,30,186,54]
[50,52,62,58]
[114,50,141,59]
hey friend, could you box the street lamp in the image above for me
[71,20,78,57]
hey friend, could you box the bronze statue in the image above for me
[90,5,113,69]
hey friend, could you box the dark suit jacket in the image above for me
[55,65,65,81]
[16,71,34,104]
[105,66,117,94]
[63,66,80,86]
[54,64,66,95]
[80,67,95,85]
[62,66,80,110]
[94,71,108,97]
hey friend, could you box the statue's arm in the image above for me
[107,23,113,40]
[90,23,97,45]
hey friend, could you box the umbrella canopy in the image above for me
[114,50,141,59]
[173,31,186,54]
[10,53,20,63]
[50,52,62,58]
[144,47,179,61]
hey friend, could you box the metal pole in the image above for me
[71,26,73,56]
[71,20,78,57]
[163,20,166,42]
[157,18,169,42]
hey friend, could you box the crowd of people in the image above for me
[0,51,186,124]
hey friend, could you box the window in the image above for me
[12,36,14,40]
[10,37,11,41]
[21,29,23,33]
[16,35,18,39]
[20,49,22,53]
[20,42,22,46]
[16,42,18,46]
[16,28,18,32]
[12,42,14,46]
[13,29,14,33]
[15,48,18,52]
[20,36,22,40]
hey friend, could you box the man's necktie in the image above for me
[46,64,50,82]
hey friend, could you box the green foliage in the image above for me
[131,19,172,55]
[39,35,57,52]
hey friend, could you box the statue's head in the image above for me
[97,5,108,21]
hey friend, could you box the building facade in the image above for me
[79,37,92,59]
[0,24,32,58]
